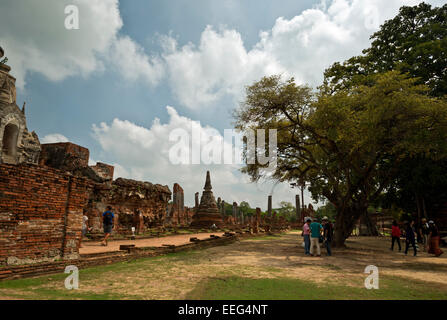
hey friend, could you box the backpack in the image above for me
[103,211,114,225]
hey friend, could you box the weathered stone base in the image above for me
[189,213,224,228]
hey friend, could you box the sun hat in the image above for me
[322,216,328,221]
[428,220,434,224]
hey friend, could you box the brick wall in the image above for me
[0,163,92,265]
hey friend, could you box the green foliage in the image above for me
[315,202,336,222]
[274,201,297,222]
[324,3,447,97]
[323,3,447,218]
[235,3,447,244]
[235,71,447,244]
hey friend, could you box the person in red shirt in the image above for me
[391,220,401,251]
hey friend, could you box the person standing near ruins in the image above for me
[309,219,323,257]
[428,221,444,257]
[420,218,430,252]
[79,212,89,248]
[322,216,333,256]
[404,220,417,256]
[102,206,115,246]
[390,220,401,252]
[302,217,311,255]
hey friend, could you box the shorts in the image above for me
[82,228,87,236]
[103,224,113,234]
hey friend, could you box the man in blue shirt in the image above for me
[310,220,323,257]
[102,206,114,246]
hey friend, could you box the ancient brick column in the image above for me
[194,192,199,212]
[253,208,261,233]
[268,195,272,217]
[296,194,301,223]
[221,200,225,216]
[232,202,238,220]
[173,183,185,225]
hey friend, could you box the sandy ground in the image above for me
[79,232,224,254]
[1,231,446,299]
[71,232,447,298]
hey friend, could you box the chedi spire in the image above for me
[190,171,224,228]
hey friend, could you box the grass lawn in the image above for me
[187,275,447,300]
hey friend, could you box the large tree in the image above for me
[234,72,447,246]
[324,2,447,220]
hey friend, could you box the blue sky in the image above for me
[1,0,443,208]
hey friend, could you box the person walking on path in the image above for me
[390,220,401,252]
[421,218,430,252]
[322,216,333,256]
[310,220,323,257]
[428,221,444,257]
[302,218,311,255]
[102,206,115,246]
[404,220,417,256]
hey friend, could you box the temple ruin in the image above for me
[0,62,40,165]
[190,171,224,228]
[0,54,192,265]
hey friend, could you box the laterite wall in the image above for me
[0,163,92,265]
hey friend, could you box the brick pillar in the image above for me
[268,195,272,217]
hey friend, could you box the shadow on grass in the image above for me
[186,275,447,300]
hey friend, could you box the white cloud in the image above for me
[2,0,442,107]
[0,0,163,89]
[159,0,442,109]
[40,133,69,144]
[109,36,165,86]
[161,27,286,109]
[91,106,314,209]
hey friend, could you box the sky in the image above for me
[0,0,444,209]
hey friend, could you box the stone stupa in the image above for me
[190,171,224,228]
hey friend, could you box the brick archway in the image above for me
[2,122,19,157]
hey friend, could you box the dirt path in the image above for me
[1,231,446,299]
[79,232,224,254]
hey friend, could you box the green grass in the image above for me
[0,250,199,300]
[186,276,447,300]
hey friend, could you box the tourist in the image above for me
[310,219,323,257]
[80,212,89,248]
[428,221,444,257]
[102,206,115,246]
[302,217,311,255]
[322,216,333,256]
[421,218,430,252]
[415,220,423,244]
[404,220,417,256]
[390,220,401,252]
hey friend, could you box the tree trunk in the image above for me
[422,197,428,220]
[361,210,379,236]
[416,193,421,222]
[333,203,367,247]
